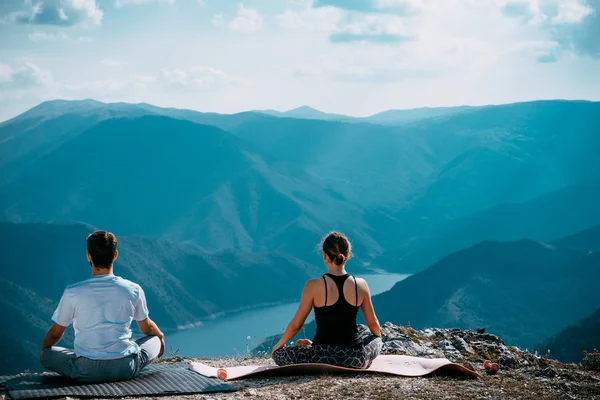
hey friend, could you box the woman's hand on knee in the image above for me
[271,342,285,358]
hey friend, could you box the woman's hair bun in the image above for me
[322,231,352,266]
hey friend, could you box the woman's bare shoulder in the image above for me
[354,277,371,292]
[305,277,325,288]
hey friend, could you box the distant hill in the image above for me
[257,105,477,125]
[233,100,600,264]
[377,180,600,272]
[0,221,323,374]
[363,105,477,125]
[371,225,600,349]
[259,106,353,122]
[2,99,600,274]
[533,226,600,362]
[0,114,385,264]
[537,307,600,363]
[237,100,600,217]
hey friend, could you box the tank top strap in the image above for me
[353,275,358,307]
[322,275,328,306]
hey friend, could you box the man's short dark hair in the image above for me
[87,231,117,268]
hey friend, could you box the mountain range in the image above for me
[257,104,478,125]
[1,98,600,373]
[372,224,600,349]
[538,307,600,363]
[2,99,599,272]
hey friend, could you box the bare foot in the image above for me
[217,368,227,380]
[295,339,313,348]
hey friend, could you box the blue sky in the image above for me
[0,0,599,121]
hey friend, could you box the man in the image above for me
[40,230,165,383]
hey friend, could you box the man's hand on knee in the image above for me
[158,337,165,358]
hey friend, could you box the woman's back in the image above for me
[313,273,362,348]
[271,231,382,369]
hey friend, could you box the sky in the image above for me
[0,0,599,121]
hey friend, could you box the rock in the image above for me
[452,336,474,355]
[439,339,454,350]
[476,333,505,345]
[539,367,558,378]
[499,354,518,368]
[380,323,411,342]
[374,322,587,384]
[523,370,535,379]
[422,328,437,338]
[383,338,445,359]
[439,339,463,361]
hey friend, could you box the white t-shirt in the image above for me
[52,273,149,360]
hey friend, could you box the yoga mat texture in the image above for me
[0,363,236,399]
[189,355,480,381]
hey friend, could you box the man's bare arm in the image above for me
[137,318,165,357]
[41,323,68,351]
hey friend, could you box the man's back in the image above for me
[41,230,164,383]
[53,274,148,360]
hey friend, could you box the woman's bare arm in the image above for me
[271,280,315,356]
[360,280,381,337]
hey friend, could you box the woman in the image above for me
[271,232,382,369]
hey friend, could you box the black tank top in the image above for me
[312,273,362,348]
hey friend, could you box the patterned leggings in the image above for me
[273,326,383,369]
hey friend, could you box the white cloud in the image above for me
[333,13,412,37]
[373,0,425,14]
[551,0,593,24]
[294,60,378,81]
[60,76,158,99]
[101,58,126,68]
[158,66,247,90]
[229,4,262,33]
[510,40,561,62]
[115,0,175,7]
[64,79,127,92]
[502,0,545,20]
[27,31,93,42]
[0,62,57,104]
[0,62,54,90]
[277,1,413,43]
[28,31,69,41]
[286,0,545,82]
[53,66,245,101]
[12,0,103,27]
[276,3,344,31]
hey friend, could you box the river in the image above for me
[165,273,409,357]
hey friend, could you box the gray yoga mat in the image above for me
[0,362,236,399]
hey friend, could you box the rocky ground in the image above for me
[2,323,599,399]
